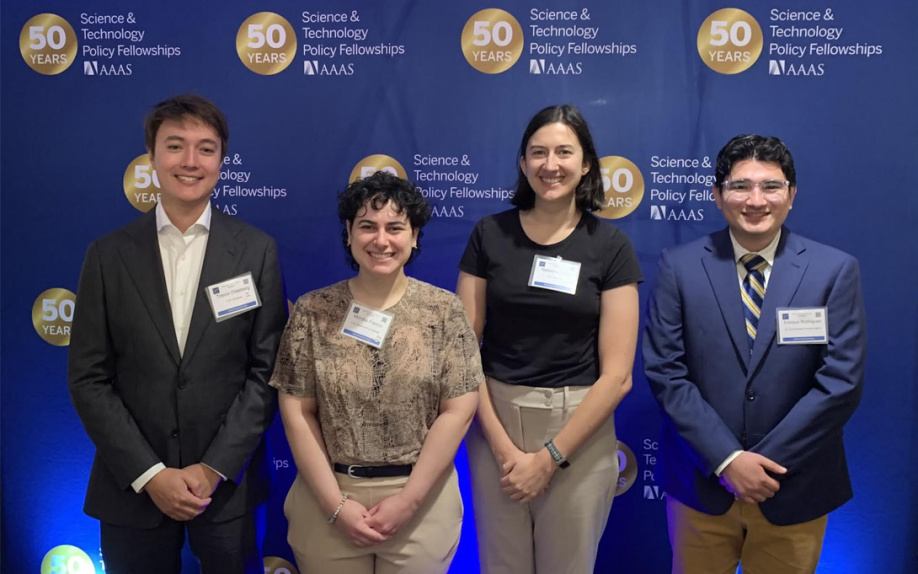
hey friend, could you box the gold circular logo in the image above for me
[596,156,644,219]
[461,9,524,74]
[348,155,408,183]
[123,153,161,213]
[237,12,297,75]
[32,288,77,347]
[41,545,96,574]
[615,440,638,496]
[20,14,77,75]
[697,8,763,74]
[264,557,299,574]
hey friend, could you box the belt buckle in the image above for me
[346,465,363,478]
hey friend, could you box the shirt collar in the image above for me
[729,228,781,268]
[155,202,212,234]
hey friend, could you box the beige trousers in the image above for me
[667,496,828,574]
[467,378,619,574]
[284,466,462,574]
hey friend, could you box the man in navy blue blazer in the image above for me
[643,135,866,573]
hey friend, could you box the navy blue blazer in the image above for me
[642,227,866,525]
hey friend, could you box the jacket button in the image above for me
[746,391,756,401]
[170,429,179,438]
[177,377,188,389]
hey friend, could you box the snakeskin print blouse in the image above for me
[269,278,482,465]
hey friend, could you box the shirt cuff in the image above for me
[715,450,743,477]
[201,463,227,481]
[132,463,166,493]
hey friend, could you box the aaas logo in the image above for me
[529,59,583,75]
[304,60,355,75]
[213,203,238,215]
[431,206,465,218]
[83,61,132,75]
[650,205,705,221]
[643,485,666,500]
[768,60,825,76]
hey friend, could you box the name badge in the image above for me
[340,302,394,349]
[206,272,261,322]
[776,307,828,344]
[528,255,581,295]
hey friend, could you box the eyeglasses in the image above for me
[721,179,791,194]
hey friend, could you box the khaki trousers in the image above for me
[284,466,462,574]
[467,378,619,574]
[667,496,828,574]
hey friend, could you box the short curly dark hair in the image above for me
[337,171,432,271]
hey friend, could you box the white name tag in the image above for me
[340,302,394,349]
[528,255,581,295]
[206,272,261,322]
[776,307,828,344]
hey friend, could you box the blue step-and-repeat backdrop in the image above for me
[2,1,916,573]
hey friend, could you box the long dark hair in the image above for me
[511,104,604,211]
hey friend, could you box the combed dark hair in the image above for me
[714,134,796,188]
[337,171,432,271]
[511,104,604,211]
[144,94,229,158]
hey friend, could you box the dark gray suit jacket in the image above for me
[68,207,287,527]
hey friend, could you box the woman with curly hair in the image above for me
[271,171,482,574]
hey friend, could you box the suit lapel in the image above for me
[182,210,242,364]
[701,229,750,370]
[118,210,182,366]
[748,229,807,374]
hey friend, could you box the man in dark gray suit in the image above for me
[68,94,287,574]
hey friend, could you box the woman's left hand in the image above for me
[365,492,421,536]
[500,449,557,503]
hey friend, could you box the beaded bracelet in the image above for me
[328,493,349,524]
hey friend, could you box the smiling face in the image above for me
[148,117,221,213]
[520,122,590,207]
[715,159,796,252]
[346,200,419,277]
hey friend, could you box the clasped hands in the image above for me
[497,447,557,504]
[145,463,223,521]
[719,451,787,504]
[334,491,420,548]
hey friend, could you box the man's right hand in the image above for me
[720,451,787,504]
[145,468,212,521]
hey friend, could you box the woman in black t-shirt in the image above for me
[457,104,642,574]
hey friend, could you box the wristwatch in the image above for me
[544,439,570,469]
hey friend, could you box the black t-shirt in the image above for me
[459,208,643,388]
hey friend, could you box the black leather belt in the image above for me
[333,463,413,478]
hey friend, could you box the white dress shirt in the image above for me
[131,203,211,493]
[156,202,211,355]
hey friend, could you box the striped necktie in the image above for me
[740,254,768,352]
